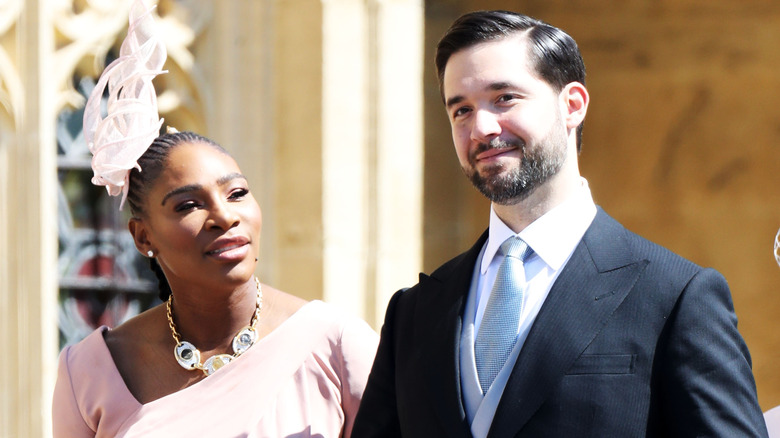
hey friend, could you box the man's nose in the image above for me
[471,109,501,143]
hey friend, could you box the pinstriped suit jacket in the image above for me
[353,208,767,437]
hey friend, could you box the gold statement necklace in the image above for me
[166,277,263,376]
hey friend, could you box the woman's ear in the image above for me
[561,81,589,130]
[128,218,154,257]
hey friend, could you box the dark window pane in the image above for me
[57,73,159,349]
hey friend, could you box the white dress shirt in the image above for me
[460,178,597,438]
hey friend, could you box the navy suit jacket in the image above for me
[353,208,767,437]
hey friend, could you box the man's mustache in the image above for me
[471,137,525,159]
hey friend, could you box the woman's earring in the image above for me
[147,250,154,258]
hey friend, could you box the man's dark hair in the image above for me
[435,10,587,151]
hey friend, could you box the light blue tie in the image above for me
[475,236,534,393]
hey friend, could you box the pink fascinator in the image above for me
[83,0,167,209]
[775,227,780,267]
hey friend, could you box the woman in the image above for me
[52,2,378,436]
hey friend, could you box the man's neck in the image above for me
[492,170,583,233]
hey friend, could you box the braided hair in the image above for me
[127,130,228,301]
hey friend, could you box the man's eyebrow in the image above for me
[488,81,515,91]
[160,173,247,206]
[445,82,519,108]
[446,95,464,108]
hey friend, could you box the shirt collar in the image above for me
[481,178,598,274]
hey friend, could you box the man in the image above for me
[353,10,768,437]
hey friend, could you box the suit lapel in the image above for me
[420,231,488,438]
[489,210,648,437]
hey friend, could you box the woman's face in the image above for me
[130,141,262,290]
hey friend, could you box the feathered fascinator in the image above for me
[775,228,780,267]
[83,0,167,209]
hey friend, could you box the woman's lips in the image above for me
[206,243,250,261]
[205,237,250,261]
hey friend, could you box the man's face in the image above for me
[442,34,569,205]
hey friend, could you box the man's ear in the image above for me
[128,218,154,256]
[561,81,589,130]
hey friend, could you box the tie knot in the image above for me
[500,236,533,261]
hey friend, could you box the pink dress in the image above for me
[52,301,379,437]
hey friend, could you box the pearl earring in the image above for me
[147,250,154,257]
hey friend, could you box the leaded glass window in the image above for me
[57,73,159,349]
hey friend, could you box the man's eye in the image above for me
[453,107,471,118]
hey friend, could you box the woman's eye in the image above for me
[174,201,199,212]
[229,188,249,200]
[497,94,516,103]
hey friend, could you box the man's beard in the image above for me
[462,123,568,206]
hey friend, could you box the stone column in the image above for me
[0,0,58,436]
[200,1,277,285]
[368,0,424,324]
[272,0,424,325]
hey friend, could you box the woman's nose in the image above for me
[207,200,240,230]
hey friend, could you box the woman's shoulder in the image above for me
[294,301,378,389]
[291,300,379,353]
[59,326,112,368]
[260,284,376,342]
[54,326,139,428]
[256,284,307,334]
[59,305,167,388]
[262,284,307,312]
[103,303,167,349]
